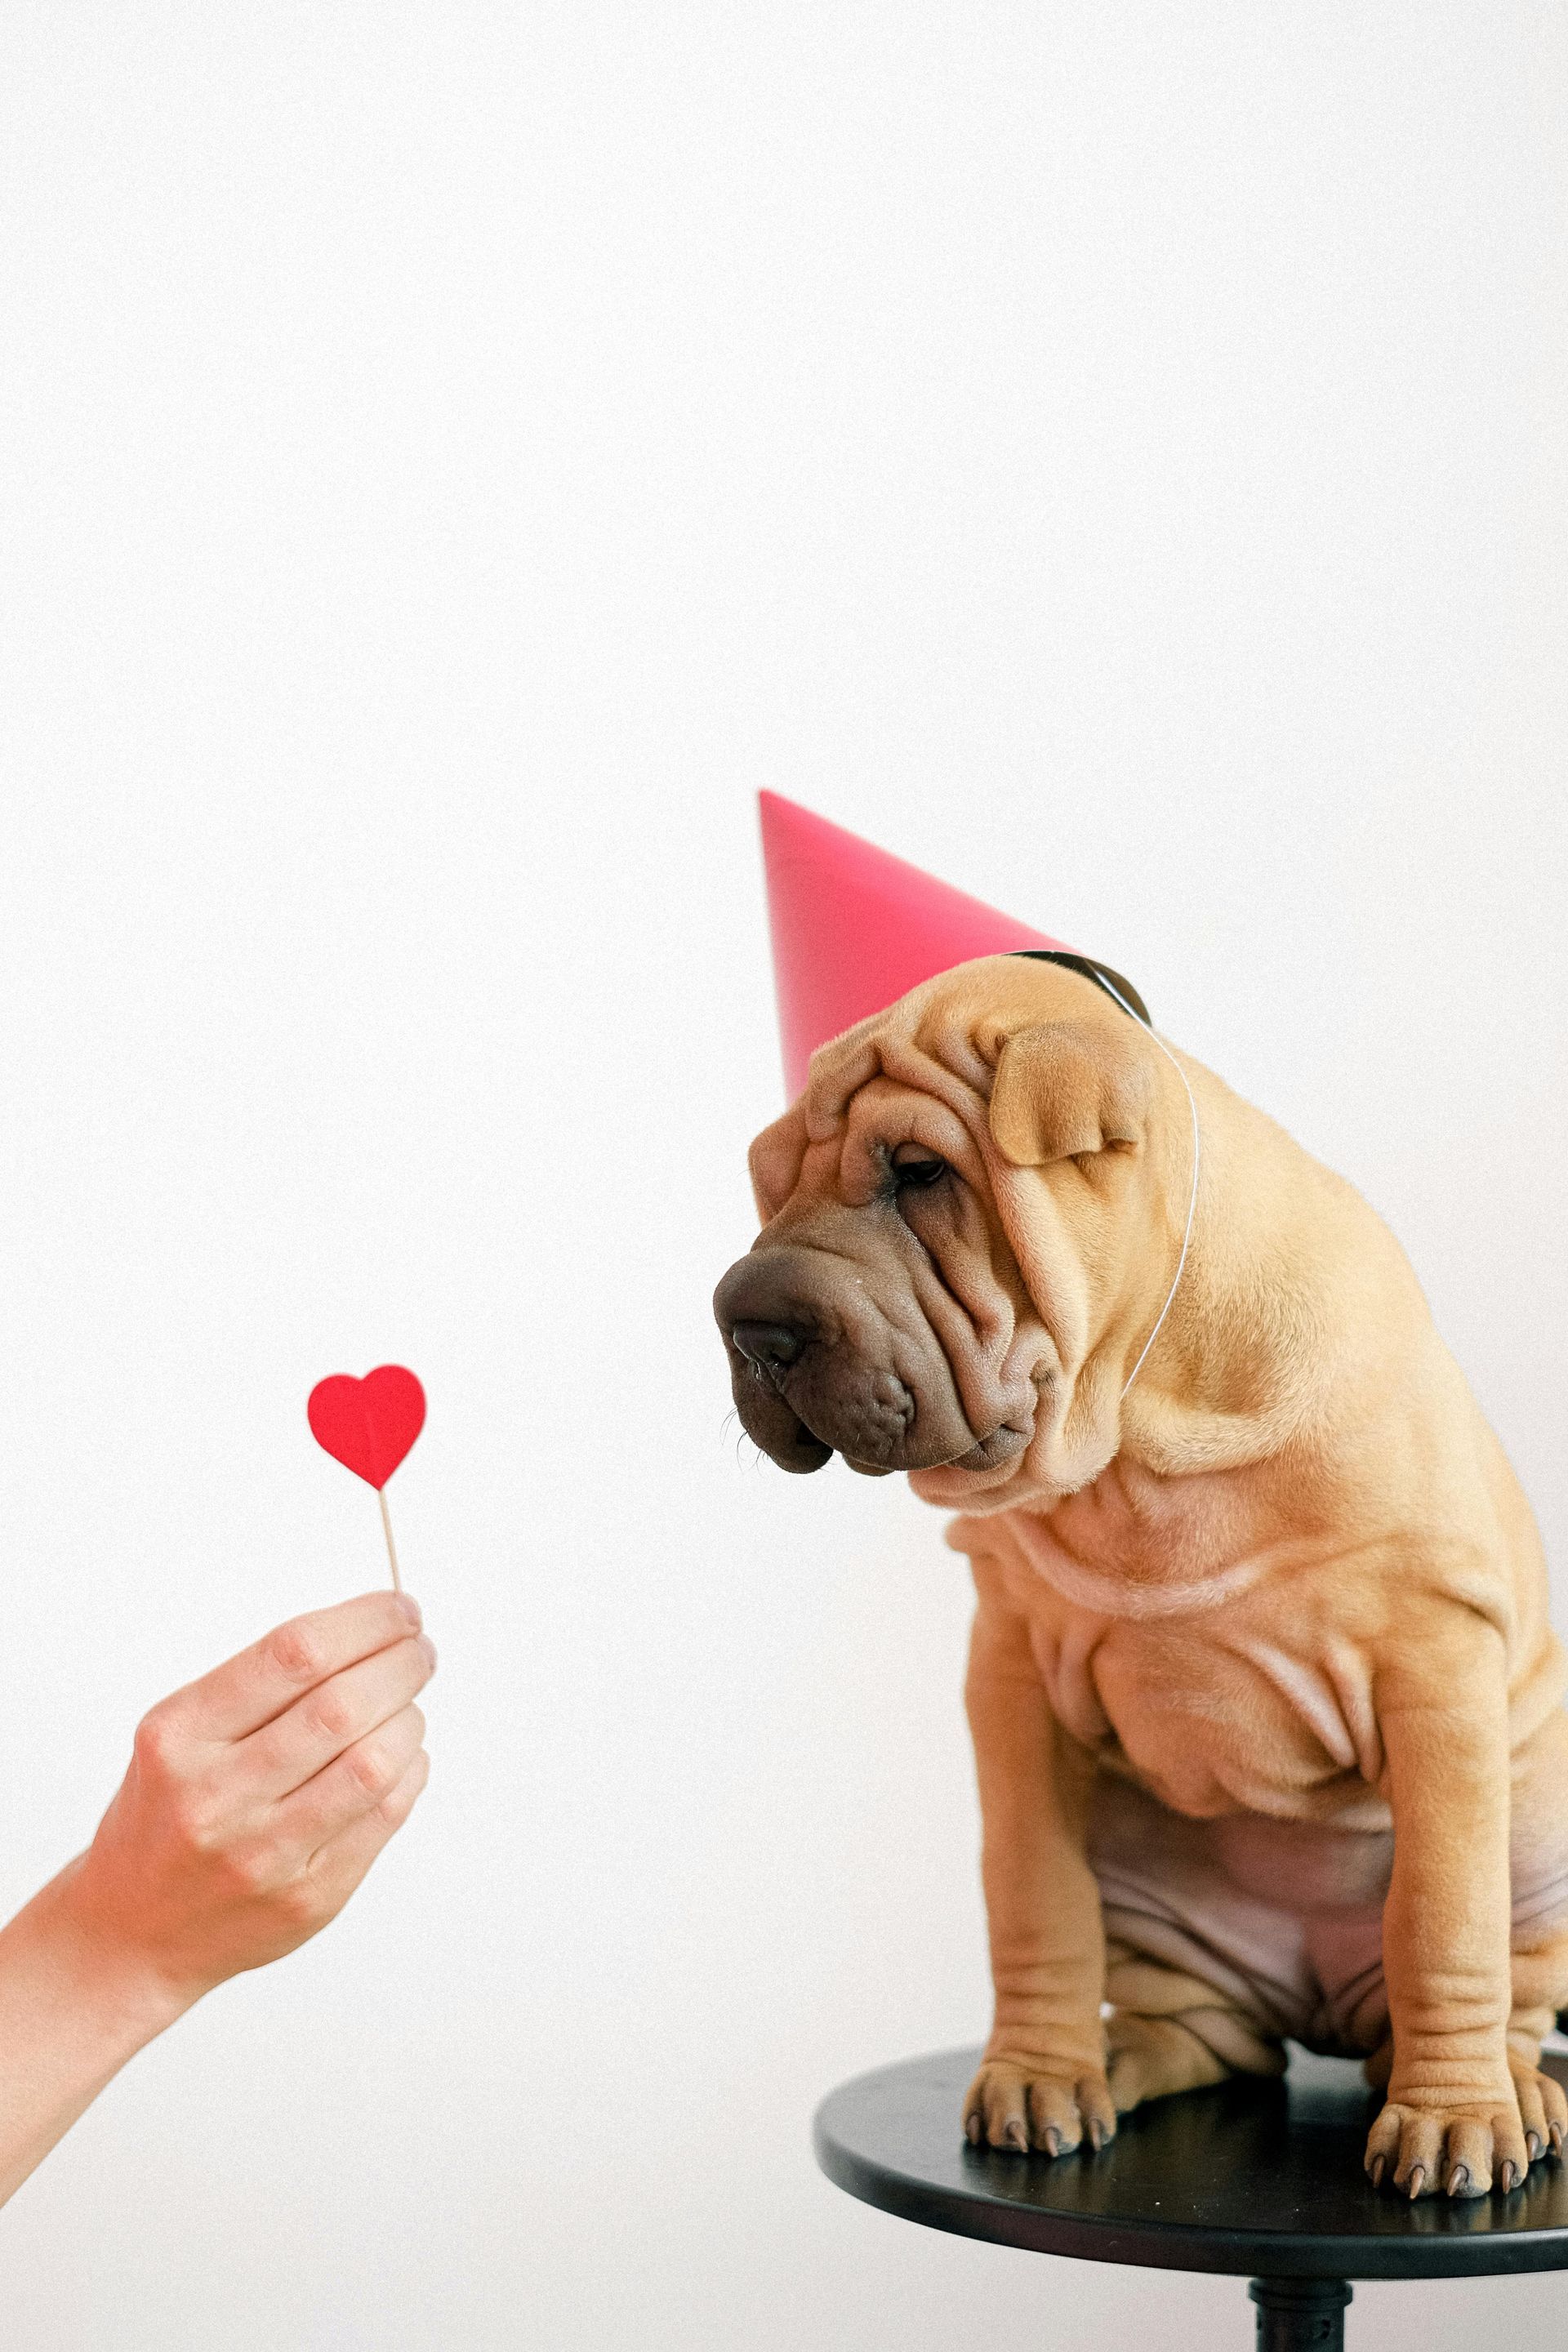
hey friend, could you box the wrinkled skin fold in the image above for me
[713,955,1568,2198]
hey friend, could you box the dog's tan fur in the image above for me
[722,955,1568,2197]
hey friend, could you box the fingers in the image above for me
[305,1748,431,1904]
[274,1701,429,1855]
[157,1592,424,1744]
[237,1632,435,1802]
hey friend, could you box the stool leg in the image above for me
[1248,2278,1352,2350]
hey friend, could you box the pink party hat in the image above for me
[759,793,1079,1097]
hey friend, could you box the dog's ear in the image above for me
[988,1018,1153,1168]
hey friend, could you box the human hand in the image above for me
[55,1591,434,2020]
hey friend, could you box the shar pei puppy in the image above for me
[713,951,1568,2198]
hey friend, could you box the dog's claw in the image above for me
[1002,2120,1027,2153]
[1368,2154,1386,2189]
[1405,2165,1426,2201]
[1040,2126,1061,2158]
[1552,2124,1566,2158]
[964,2114,982,2147]
[1499,2161,1519,2194]
[1527,2132,1544,2163]
[1446,2163,1469,2198]
[1087,2119,1105,2153]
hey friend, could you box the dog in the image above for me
[713,952,1568,2198]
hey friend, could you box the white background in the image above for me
[2,7,1566,2346]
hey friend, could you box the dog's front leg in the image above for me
[962,1581,1116,2156]
[1366,1623,1530,2199]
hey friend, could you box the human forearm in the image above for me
[0,1857,190,2207]
[0,1588,433,2210]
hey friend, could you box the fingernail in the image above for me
[1368,2155,1385,2188]
[395,1593,422,1628]
[1527,2132,1544,2162]
[1446,2164,1469,2198]
[1405,2165,1425,2200]
[418,1634,438,1668]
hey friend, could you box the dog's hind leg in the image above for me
[1103,1941,1288,2115]
[1090,1777,1302,2114]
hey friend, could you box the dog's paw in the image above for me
[1508,2055,1568,2167]
[1105,2014,1236,2114]
[962,2056,1116,2156]
[1365,2090,1530,2199]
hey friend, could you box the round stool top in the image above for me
[813,2046,1568,2282]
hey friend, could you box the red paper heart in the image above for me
[307,1365,426,1490]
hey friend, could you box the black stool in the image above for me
[813,2045,1568,2347]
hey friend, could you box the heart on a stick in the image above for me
[308,1365,426,1491]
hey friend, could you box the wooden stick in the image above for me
[378,1486,403,1593]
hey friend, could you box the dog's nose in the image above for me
[730,1319,808,1372]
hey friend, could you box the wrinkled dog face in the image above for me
[714,1097,1037,1481]
[713,957,1174,1512]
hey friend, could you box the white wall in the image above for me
[1,7,1564,2346]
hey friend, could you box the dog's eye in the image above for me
[889,1147,949,1191]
